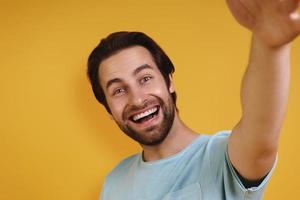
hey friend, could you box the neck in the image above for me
[141,113,199,162]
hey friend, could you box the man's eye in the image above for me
[141,76,152,84]
[113,88,125,96]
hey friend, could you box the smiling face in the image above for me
[99,46,176,145]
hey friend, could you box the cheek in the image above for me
[150,82,170,98]
[108,99,127,119]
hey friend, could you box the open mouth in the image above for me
[130,106,160,124]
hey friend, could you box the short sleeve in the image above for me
[224,142,278,199]
[99,177,108,200]
[207,130,277,199]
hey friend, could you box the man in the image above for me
[87,0,300,199]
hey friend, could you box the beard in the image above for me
[115,94,175,146]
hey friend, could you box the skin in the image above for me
[99,46,198,161]
[99,0,300,181]
[227,0,300,180]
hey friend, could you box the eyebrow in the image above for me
[133,64,153,76]
[106,78,123,90]
[105,64,154,90]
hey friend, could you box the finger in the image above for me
[290,11,300,33]
[240,0,261,14]
[288,0,300,32]
[279,0,300,13]
[226,0,255,29]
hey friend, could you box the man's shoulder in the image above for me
[210,130,231,139]
[204,130,231,149]
[206,130,231,154]
[106,153,140,181]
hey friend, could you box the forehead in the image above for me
[99,46,159,86]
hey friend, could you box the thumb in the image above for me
[290,11,300,33]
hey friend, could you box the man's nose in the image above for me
[129,88,148,107]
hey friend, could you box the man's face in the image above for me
[99,46,175,146]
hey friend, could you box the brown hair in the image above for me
[87,31,177,113]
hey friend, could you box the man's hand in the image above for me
[227,0,300,47]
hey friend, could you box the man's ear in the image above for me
[168,74,175,93]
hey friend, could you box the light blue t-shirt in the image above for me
[100,130,276,200]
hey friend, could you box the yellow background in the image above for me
[1,1,299,199]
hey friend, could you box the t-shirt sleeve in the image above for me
[224,146,277,199]
[100,177,110,200]
[209,130,277,199]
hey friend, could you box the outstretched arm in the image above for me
[227,0,300,180]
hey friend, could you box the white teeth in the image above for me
[132,107,158,121]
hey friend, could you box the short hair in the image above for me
[87,31,177,113]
